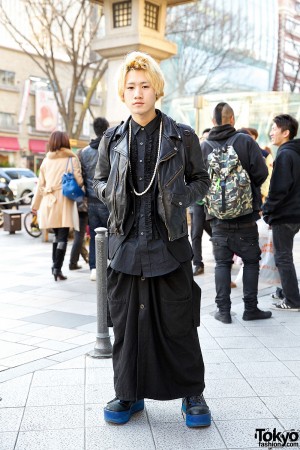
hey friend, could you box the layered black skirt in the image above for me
[107,261,205,401]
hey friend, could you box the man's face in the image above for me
[123,70,156,123]
[270,123,290,146]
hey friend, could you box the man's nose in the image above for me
[134,87,142,98]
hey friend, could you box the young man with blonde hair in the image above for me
[94,52,211,427]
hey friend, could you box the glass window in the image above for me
[0,70,15,86]
[0,112,16,130]
[29,76,54,91]
[113,1,131,28]
[144,2,159,30]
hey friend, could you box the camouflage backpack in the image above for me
[204,134,253,219]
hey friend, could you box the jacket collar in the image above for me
[113,110,183,160]
[47,148,75,159]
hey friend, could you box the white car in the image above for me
[1,168,38,205]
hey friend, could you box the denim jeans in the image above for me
[211,223,261,311]
[190,204,212,267]
[88,202,109,270]
[272,223,300,307]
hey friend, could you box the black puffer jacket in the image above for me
[93,111,210,241]
[262,139,300,224]
[201,124,268,223]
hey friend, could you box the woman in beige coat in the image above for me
[32,131,83,281]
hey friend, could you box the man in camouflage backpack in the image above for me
[201,102,271,324]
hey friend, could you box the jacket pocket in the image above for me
[160,296,193,338]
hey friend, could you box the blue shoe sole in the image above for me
[182,406,211,428]
[104,399,144,424]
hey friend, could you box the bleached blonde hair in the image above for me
[118,51,165,102]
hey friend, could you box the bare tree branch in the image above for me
[0,0,106,138]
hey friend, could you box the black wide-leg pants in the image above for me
[107,261,205,401]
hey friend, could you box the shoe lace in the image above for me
[187,394,206,406]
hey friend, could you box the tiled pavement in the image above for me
[1,222,300,449]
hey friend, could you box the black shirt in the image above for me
[110,113,180,277]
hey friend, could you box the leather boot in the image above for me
[51,238,58,274]
[53,242,67,281]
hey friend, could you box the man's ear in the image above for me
[212,118,217,126]
[230,115,235,126]
[283,129,290,139]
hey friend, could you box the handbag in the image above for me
[62,157,84,201]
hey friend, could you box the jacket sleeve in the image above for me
[72,155,84,188]
[31,161,46,211]
[246,139,268,187]
[184,130,210,205]
[262,151,294,216]
[93,134,110,204]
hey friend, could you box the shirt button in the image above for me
[140,232,144,235]
[141,127,144,130]
[140,142,144,145]
[179,201,183,206]
[139,176,143,181]
[141,276,145,281]
[140,304,145,309]
[140,159,143,163]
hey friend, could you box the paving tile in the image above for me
[205,362,243,379]
[247,377,300,396]
[209,397,274,421]
[283,360,300,377]
[20,405,84,431]
[244,325,295,337]
[44,356,86,370]
[206,326,252,338]
[0,374,33,408]
[85,367,114,385]
[27,326,85,341]
[85,384,115,405]
[145,400,182,424]
[0,332,30,343]
[0,432,17,450]
[0,341,35,359]
[0,317,27,331]
[0,359,57,383]
[0,304,49,320]
[285,325,300,335]
[0,407,24,432]
[268,347,300,361]
[15,428,84,450]
[45,343,94,362]
[85,356,113,369]
[33,339,77,351]
[215,336,264,349]
[278,417,300,431]
[199,337,221,350]
[261,396,300,419]
[22,311,96,328]
[202,349,231,364]
[0,348,58,368]
[7,323,47,335]
[224,348,278,363]
[48,300,97,316]
[235,361,295,379]
[27,385,84,406]
[215,419,282,448]
[87,423,155,450]
[151,421,226,449]
[205,378,257,398]
[64,333,96,345]
[32,368,84,386]
[257,336,300,348]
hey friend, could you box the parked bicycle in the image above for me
[23,211,42,238]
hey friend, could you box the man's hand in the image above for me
[31,208,37,215]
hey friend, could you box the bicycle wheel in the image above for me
[24,211,42,238]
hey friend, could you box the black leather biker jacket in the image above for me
[93,111,210,241]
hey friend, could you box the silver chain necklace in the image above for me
[128,119,162,196]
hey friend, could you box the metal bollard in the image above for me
[87,227,112,358]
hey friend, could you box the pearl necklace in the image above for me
[128,119,162,196]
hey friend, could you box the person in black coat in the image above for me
[201,102,271,324]
[94,51,211,428]
[262,114,300,311]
